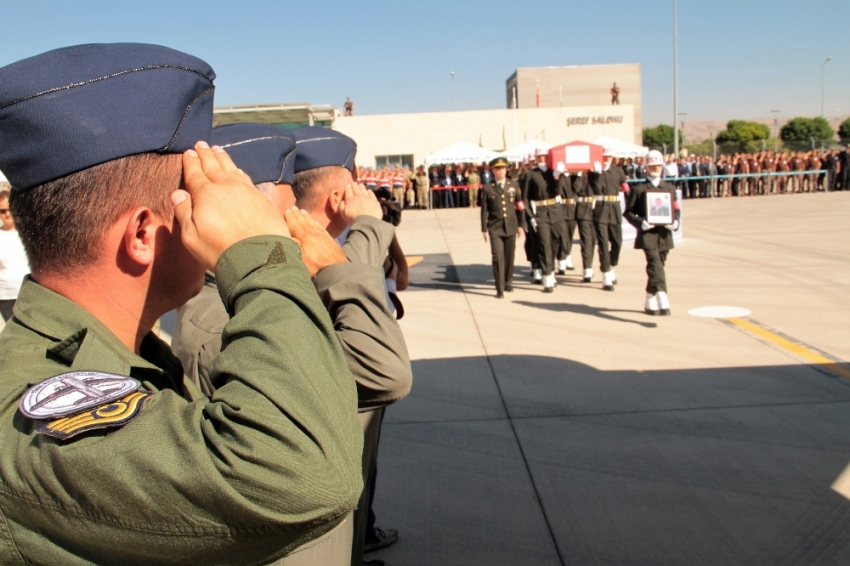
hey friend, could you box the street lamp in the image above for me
[451,71,455,111]
[673,0,679,158]
[770,109,780,152]
[821,57,832,117]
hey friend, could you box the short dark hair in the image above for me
[10,153,182,273]
[292,165,339,212]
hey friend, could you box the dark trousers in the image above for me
[534,217,556,274]
[577,220,596,270]
[489,233,516,293]
[442,189,455,208]
[352,408,385,566]
[595,221,622,272]
[0,299,14,322]
[644,248,669,294]
[457,188,469,207]
[557,219,576,260]
[525,225,539,269]
[827,169,837,191]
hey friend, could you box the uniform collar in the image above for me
[12,277,184,389]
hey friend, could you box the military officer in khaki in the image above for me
[481,157,524,298]
[0,44,363,565]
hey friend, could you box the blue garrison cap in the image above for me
[292,127,357,174]
[0,43,216,191]
[212,124,297,185]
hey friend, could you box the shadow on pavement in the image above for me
[370,354,850,566]
[514,300,659,328]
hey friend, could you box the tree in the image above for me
[780,117,835,143]
[715,120,771,145]
[643,124,682,150]
[837,118,850,142]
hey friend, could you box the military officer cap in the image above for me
[212,124,297,185]
[292,126,357,174]
[489,157,508,168]
[0,43,216,192]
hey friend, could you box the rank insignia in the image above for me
[20,371,141,420]
[36,391,153,440]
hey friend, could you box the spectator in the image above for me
[0,188,29,322]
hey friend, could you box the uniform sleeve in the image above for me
[480,187,488,232]
[313,217,413,411]
[624,184,644,228]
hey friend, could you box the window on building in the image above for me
[375,154,414,170]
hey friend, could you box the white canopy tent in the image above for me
[499,140,553,163]
[424,142,499,165]
[592,136,649,158]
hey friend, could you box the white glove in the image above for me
[592,161,603,173]
[641,220,653,231]
[664,220,679,231]
[529,218,538,230]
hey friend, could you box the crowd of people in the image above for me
[368,147,850,211]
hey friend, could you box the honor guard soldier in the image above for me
[518,156,540,280]
[624,150,681,315]
[522,148,565,293]
[590,150,628,290]
[0,44,364,565]
[481,157,524,298]
[552,162,577,274]
[572,169,596,282]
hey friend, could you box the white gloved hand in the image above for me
[530,218,538,230]
[641,220,653,231]
[664,220,679,231]
[592,161,603,173]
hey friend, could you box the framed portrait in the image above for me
[645,191,673,225]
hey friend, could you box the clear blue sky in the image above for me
[2,0,847,126]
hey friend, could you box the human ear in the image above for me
[123,207,159,266]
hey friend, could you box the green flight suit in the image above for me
[0,236,363,566]
[171,216,412,566]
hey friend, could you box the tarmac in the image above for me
[369,192,850,565]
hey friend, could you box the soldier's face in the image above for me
[493,167,507,181]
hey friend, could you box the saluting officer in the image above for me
[553,161,577,274]
[523,148,564,293]
[590,150,627,291]
[624,150,681,315]
[481,157,524,298]
[572,170,596,282]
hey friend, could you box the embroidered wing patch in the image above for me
[20,371,141,420]
[36,391,153,440]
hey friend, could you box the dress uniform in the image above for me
[480,157,523,298]
[0,44,364,565]
[553,162,577,274]
[624,150,681,315]
[522,149,565,292]
[572,171,596,282]
[518,159,540,280]
[590,153,627,290]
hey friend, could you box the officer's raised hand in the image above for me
[172,141,291,270]
[284,207,347,277]
[339,182,382,224]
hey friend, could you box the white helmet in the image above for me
[534,147,548,157]
[645,150,664,167]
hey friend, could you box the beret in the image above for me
[292,126,357,174]
[0,43,215,191]
[212,124,297,185]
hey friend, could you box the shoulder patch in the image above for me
[36,391,153,440]
[20,371,141,420]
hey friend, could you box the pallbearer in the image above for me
[481,157,524,298]
[553,162,577,274]
[624,150,681,315]
[590,150,628,291]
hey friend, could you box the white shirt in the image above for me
[0,229,29,300]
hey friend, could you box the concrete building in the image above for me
[210,64,642,169]
[333,104,635,169]
[506,64,642,142]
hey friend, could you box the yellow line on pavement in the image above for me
[727,318,850,380]
[407,256,424,268]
